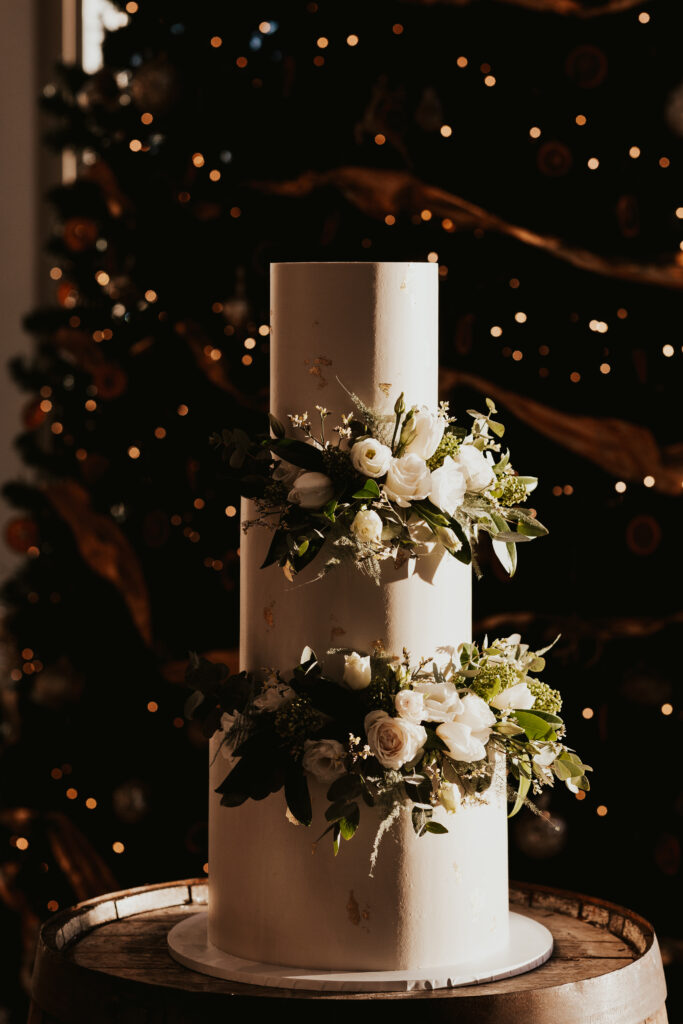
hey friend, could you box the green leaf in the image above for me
[352,478,381,500]
[494,720,526,736]
[424,821,449,835]
[508,771,531,818]
[411,805,431,836]
[270,438,326,473]
[489,420,505,438]
[404,775,432,806]
[339,804,360,840]
[284,765,312,826]
[327,773,363,802]
[325,799,358,824]
[260,529,289,569]
[513,710,557,741]
[528,709,564,728]
[268,413,286,439]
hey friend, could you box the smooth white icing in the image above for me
[208,262,510,970]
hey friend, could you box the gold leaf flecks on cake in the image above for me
[303,355,333,389]
[263,602,275,630]
[378,382,392,396]
[346,890,361,927]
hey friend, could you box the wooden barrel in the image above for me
[29,878,668,1024]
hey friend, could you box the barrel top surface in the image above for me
[30,878,668,1024]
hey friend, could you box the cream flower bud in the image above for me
[403,407,446,460]
[343,651,372,690]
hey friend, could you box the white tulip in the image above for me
[383,454,432,507]
[288,471,335,509]
[403,407,446,460]
[411,681,464,722]
[435,525,462,554]
[350,508,383,545]
[490,681,536,711]
[453,444,497,492]
[394,688,425,724]
[436,693,496,762]
[343,651,372,690]
[350,437,393,478]
[429,458,467,517]
[302,738,347,783]
[364,710,427,770]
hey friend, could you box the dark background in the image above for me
[0,0,681,1019]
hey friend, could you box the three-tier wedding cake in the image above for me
[169,261,568,991]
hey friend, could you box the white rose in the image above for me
[350,508,383,545]
[364,710,427,770]
[350,437,393,478]
[453,444,496,492]
[253,681,296,711]
[436,693,496,761]
[394,688,425,724]
[403,407,445,460]
[272,458,301,488]
[429,458,467,517]
[302,738,347,783]
[490,681,536,711]
[288,471,335,509]
[383,454,432,507]
[412,681,464,722]
[343,651,372,690]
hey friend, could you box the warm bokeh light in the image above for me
[661,703,673,716]
[643,475,655,488]
[615,481,627,493]
[582,707,594,720]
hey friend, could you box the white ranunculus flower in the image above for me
[302,738,347,783]
[403,407,446,460]
[429,458,467,517]
[350,437,393,478]
[288,471,335,509]
[343,651,372,690]
[412,681,464,722]
[490,681,536,711]
[436,693,496,762]
[394,688,425,724]
[383,454,432,507]
[350,508,383,545]
[253,681,296,711]
[364,710,427,770]
[453,444,496,492]
[272,458,301,488]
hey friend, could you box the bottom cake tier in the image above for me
[208,748,510,972]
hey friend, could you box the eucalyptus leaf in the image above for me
[513,710,557,741]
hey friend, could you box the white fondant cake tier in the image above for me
[208,261,510,972]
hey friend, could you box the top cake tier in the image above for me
[270,262,438,421]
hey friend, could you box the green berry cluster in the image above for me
[274,695,325,757]
[426,432,462,471]
[527,679,562,714]
[494,475,528,507]
[469,662,520,701]
[365,678,396,714]
[322,445,356,485]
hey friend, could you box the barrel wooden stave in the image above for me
[29,879,668,1024]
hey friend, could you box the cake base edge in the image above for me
[167,911,553,993]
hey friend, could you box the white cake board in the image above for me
[167,911,553,993]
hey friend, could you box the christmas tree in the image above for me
[1,0,681,1015]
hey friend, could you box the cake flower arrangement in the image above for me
[215,389,547,581]
[186,634,590,856]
